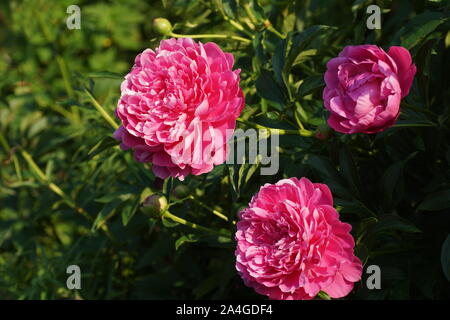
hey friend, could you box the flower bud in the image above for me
[315,123,332,140]
[172,185,190,199]
[141,193,168,218]
[153,18,172,36]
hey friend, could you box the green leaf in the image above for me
[393,12,447,49]
[339,147,361,196]
[175,234,199,250]
[161,216,179,228]
[369,214,421,235]
[206,164,226,181]
[252,32,268,68]
[380,161,405,212]
[445,30,450,48]
[418,189,450,211]
[441,235,450,281]
[285,25,331,68]
[335,198,375,217]
[88,137,119,159]
[317,291,331,300]
[297,75,324,97]
[272,38,288,89]
[121,197,140,226]
[292,49,318,66]
[227,163,239,197]
[255,69,287,108]
[95,192,133,203]
[244,162,259,186]
[163,177,173,200]
[87,71,123,79]
[222,0,238,19]
[246,1,265,22]
[266,111,279,120]
[355,217,378,238]
[213,0,238,19]
[306,155,351,199]
[92,200,120,231]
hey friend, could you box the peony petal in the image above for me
[322,272,354,298]
[388,46,416,98]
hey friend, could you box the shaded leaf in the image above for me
[297,75,324,97]
[369,214,421,235]
[339,147,361,196]
[255,69,287,108]
[441,235,450,281]
[88,137,119,159]
[381,161,405,212]
[121,197,140,226]
[395,12,447,49]
[418,189,450,211]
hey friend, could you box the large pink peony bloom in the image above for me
[323,45,416,134]
[113,38,245,180]
[235,177,362,300]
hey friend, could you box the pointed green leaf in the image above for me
[418,189,450,211]
[441,235,450,281]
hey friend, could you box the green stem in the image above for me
[264,21,286,39]
[163,210,230,238]
[83,87,119,130]
[243,3,258,25]
[21,149,74,205]
[237,118,314,137]
[56,55,80,123]
[0,131,23,180]
[163,177,173,200]
[56,55,75,99]
[189,195,234,223]
[0,131,10,153]
[170,32,251,44]
[294,102,306,131]
[221,15,253,38]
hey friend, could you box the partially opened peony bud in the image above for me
[142,194,168,218]
[113,38,245,180]
[323,45,416,134]
[152,18,172,36]
[235,177,363,300]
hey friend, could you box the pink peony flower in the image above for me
[114,38,245,180]
[323,45,416,134]
[235,177,362,300]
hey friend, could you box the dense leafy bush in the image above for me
[0,0,449,299]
